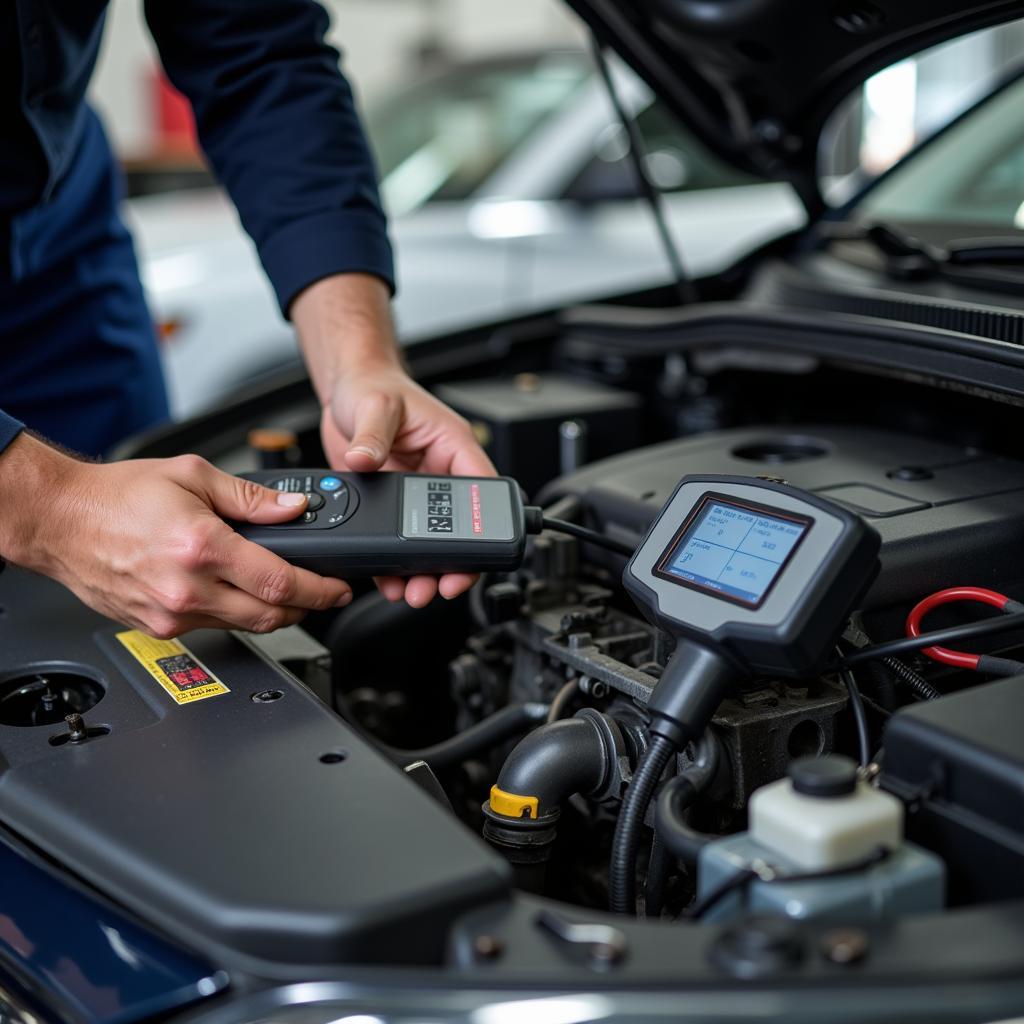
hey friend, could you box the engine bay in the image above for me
[3,415,1024,998]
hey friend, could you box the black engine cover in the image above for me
[540,425,1024,608]
[0,568,508,973]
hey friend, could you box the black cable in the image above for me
[840,663,871,767]
[609,734,676,914]
[646,729,722,916]
[589,37,695,306]
[541,516,635,557]
[685,846,892,921]
[375,704,548,770]
[836,610,1024,667]
[683,867,758,921]
[881,656,942,701]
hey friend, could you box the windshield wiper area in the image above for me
[946,237,1024,265]
[816,221,1024,289]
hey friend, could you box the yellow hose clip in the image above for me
[489,784,540,820]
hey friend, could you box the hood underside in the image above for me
[566,0,1024,212]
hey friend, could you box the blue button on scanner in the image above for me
[320,476,343,492]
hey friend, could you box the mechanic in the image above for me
[0,0,494,639]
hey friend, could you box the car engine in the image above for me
[5,413,1024,1000]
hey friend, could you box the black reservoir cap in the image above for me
[789,754,858,798]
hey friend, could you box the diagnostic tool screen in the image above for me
[655,496,811,608]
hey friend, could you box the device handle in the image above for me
[646,642,737,749]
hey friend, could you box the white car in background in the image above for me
[126,51,805,418]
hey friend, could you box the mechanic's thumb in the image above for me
[344,392,402,471]
[202,466,308,524]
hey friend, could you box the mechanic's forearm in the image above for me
[0,433,82,571]
[292,273,402,405]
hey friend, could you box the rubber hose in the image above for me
[493,714,614,816]
[882,656,942,701]
[655,776,716,864]
[380,704,547,769]
[609,734,675,915]
[653,730,723,865]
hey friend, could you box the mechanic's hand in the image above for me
[292,273,496,609]
[0,434,352,638]
[321,362,496,607]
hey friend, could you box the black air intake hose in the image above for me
[487,710,625,820]
[483,710,627,890]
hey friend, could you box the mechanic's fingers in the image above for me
[374,576,406,603]
[217,533,353,610]
[451,450,497,478]
[438,573,479,601]
[177,454,308,523]
[449,436,497,478]
[145,602,309,639]
[200,586,311,635]
[344,391,403,471]
[404,575,439,609]
[375,574,468,605]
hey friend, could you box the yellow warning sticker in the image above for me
[115,630,230,706]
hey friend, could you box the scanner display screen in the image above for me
[655,496,811,607]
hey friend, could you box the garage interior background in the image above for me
[83,2,1024,422]
[92,1,1024,184]
[92,0,581,162]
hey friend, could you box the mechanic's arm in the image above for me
[0,429,352,638]
[291,273,494,607]
[143,0,494,609]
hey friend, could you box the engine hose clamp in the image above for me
[572,707,629,804]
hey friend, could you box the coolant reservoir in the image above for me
[696,755,945,925]
[749,756,902,871]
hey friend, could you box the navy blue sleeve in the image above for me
[143,0,395,315]
[0,410,24,455]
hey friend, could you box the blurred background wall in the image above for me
[91,1,1024,184]
[90,0,582,160]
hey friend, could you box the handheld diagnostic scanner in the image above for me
[623,475,881,748]
[233,470,528,578]
[608,474,881,913]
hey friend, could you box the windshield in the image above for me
[853,74,1024,242]
[365,53,591,216]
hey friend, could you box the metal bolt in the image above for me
[251,689,284,703]
[588,941,624,968]
[65,713,87,743]
[821,927,870,965]
[473,935,505,960]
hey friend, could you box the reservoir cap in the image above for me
[790,754,858,799]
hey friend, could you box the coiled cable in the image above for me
[609,734,676,914]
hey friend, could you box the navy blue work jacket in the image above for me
[0,0,394,457]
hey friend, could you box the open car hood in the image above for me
[567,0,1024,213]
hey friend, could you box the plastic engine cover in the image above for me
[0,567,509,973]
[539,425,1024,608]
